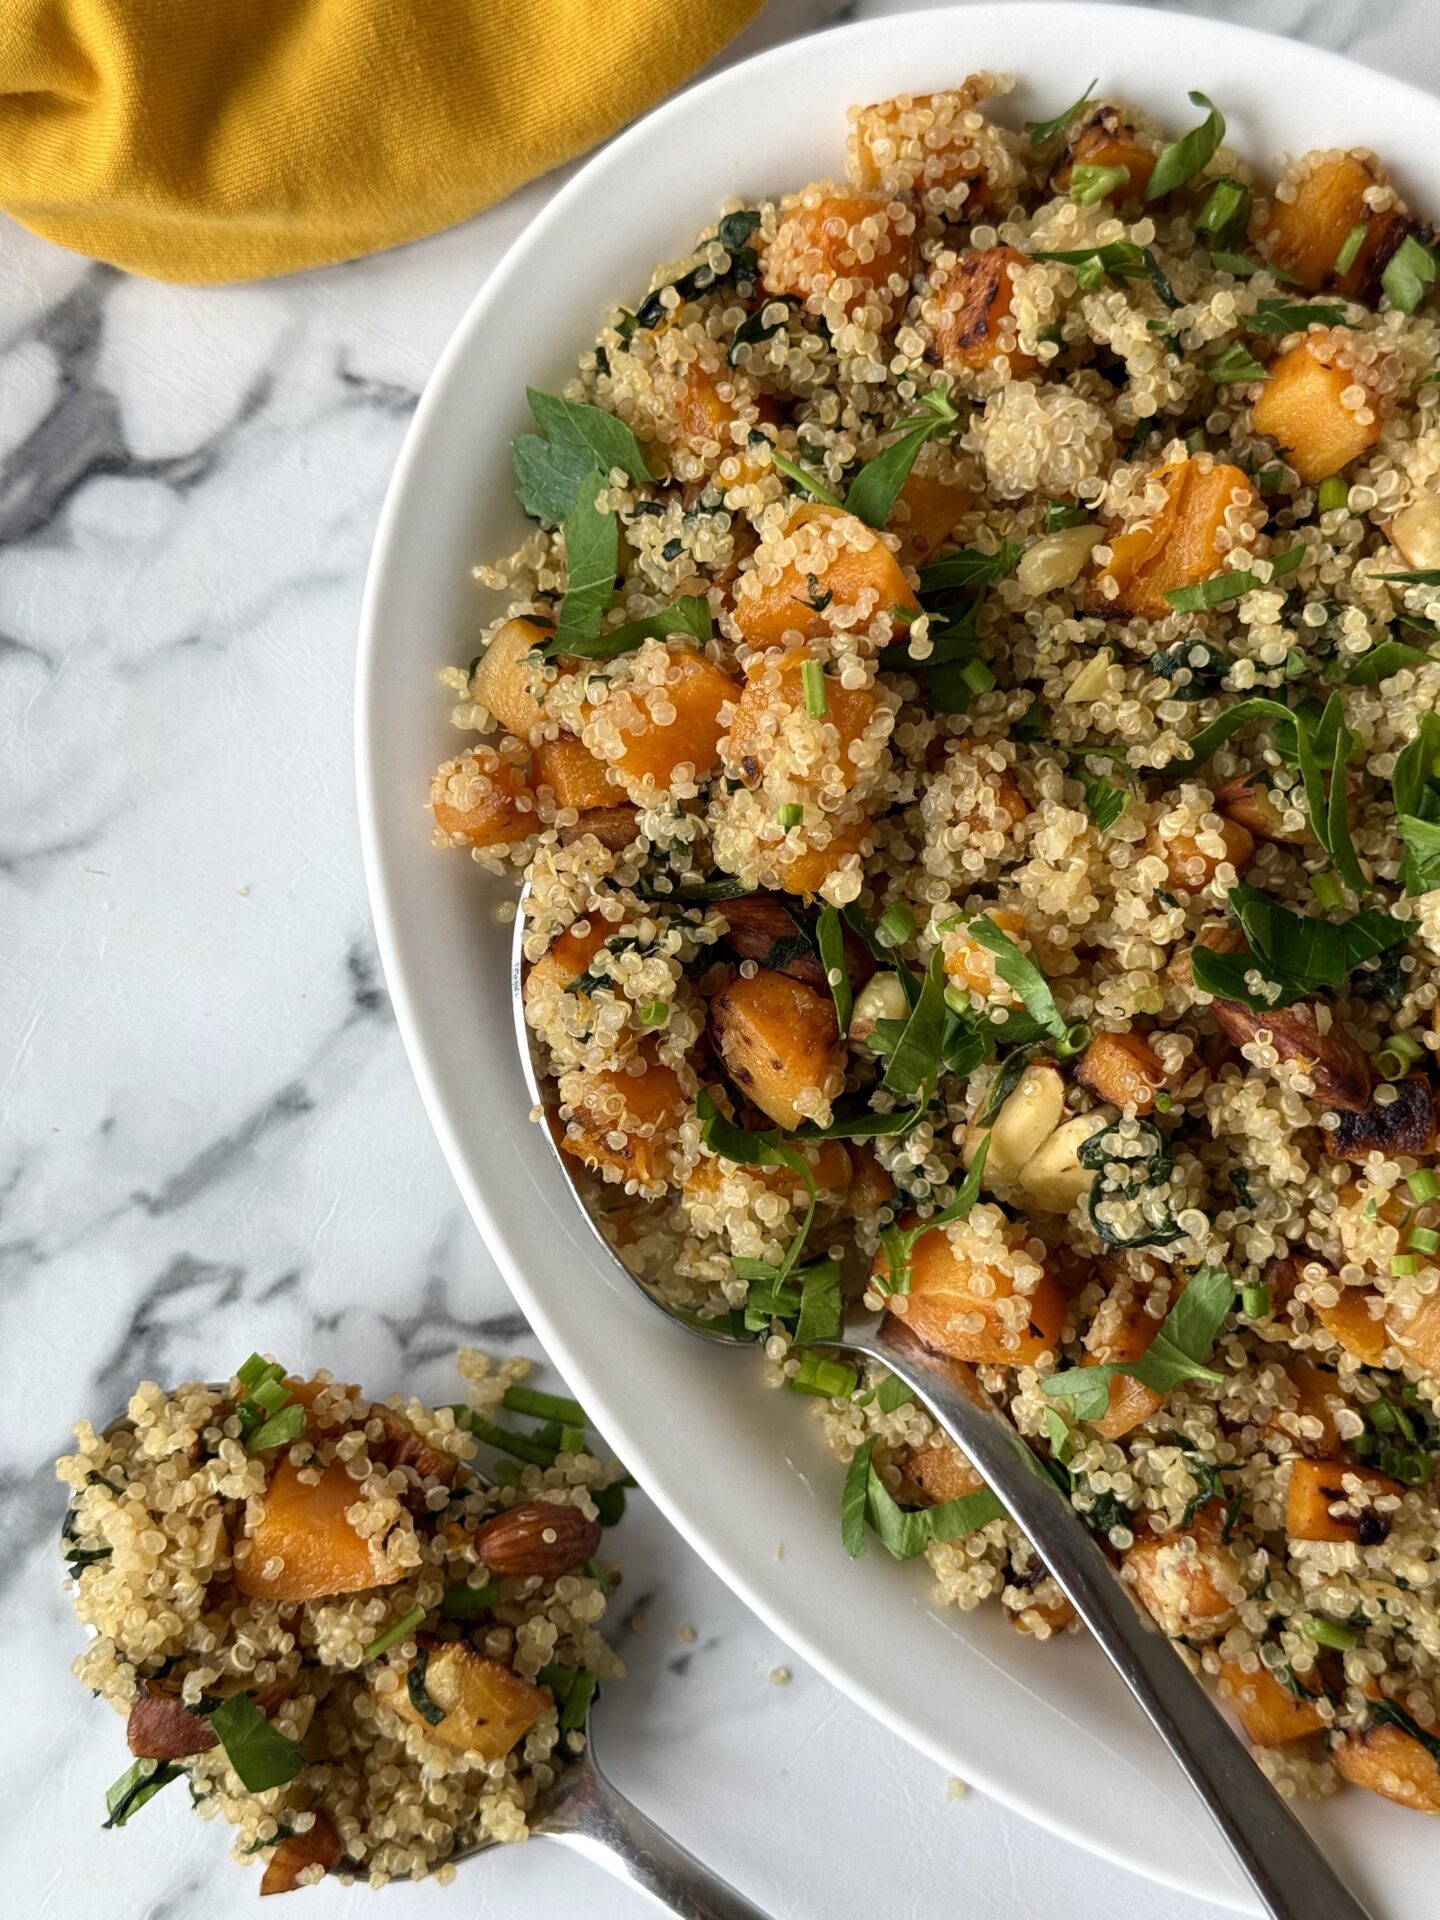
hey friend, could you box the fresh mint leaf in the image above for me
[550,593,711,662]
[845,386,960,531]
[551,472,619,653]
[1145,91,1225,201]
[842,1437,875,1557]
[526,389,654,487]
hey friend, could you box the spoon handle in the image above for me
[868,1323,1374,1920]
[543,1735,773,1920]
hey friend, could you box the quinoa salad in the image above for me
[428,76,1440,1813]
[58,1353,626,1891]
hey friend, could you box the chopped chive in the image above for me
[1392,1254,1420,1277]
[777,803,804,830]
[1408,1226,1440,1256]
[1382,234,1436,315]
[558,1424,587,1454]
[801,658,828,717]
[771,450,842,507]
[560,1670,599,1732]
[1184,428,1208,455]
[1241,1282,1272,1319]
[788,1352,859,1399]
[1333,224,1366,276]
[1408,1170,1440,1204]
[441,1580,500,1619]
[876,903,916,947]
[1302,1616,1358,1650]
[638,999,669,1027]
[248,1378,290,1416]
[235,1353,276,1391]
[457,1410,560,1467]
[1318,476,1350,514]
[1070,162,1130,205]
[1195,176,1250,244]
[502,1385,587,1426]
[959,658,996,695]
[246,1403,305,1454]
[1056,1020,1092,1061]
[1311,872,1345,911]
[360,1603,427,1661]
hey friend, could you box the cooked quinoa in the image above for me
[429,76,1440,1813]
[58,1352,625,1890]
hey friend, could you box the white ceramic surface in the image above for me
[357,7,1440,1914]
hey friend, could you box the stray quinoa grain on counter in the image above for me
[429,75,1440,1812]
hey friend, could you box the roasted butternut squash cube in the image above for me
[430,748,536,850]
[847,1143,896,1213]
[1081,1282,1165,1440]
[532,734,616,813]
[1286,1458,1407,1545]
[1251,336,1382,484]
[560,1053,686,1190]
[390,1643,550,1761]
[1143,815,1255,891]
[848,83,1017,212]
[1313,1286,1388,1366]
[893,468,974,564]
[1123,1504,1243,1641]
[1259,152,1414,301]
[1052,107,1157,202]
[260,1812,342,1896]
[1218,1659,1328,1746]
[1334,1719,1440,1812]
[878,1218,1066,1367]
[1075,1029,1177,1117]
[234,1458,407,1603]
[1095,458,1259,618]
[726,648,880,794]
[709,968,839,1129]
[771,816,871,897]
[925,246,1037,377]
[468,617,552,740]
[899,1436,985,1506]
[584,646,738,795]
[1266,1361,1345,1459]
[761,186,916,322]
[732,506,921,648]
[523,917,612,1009]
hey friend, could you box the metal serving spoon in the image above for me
[512,908,1376,1920]
[65,1404,771,1920]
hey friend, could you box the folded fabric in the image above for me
[0,0,763,283]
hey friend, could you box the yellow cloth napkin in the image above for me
[0,0,763,282]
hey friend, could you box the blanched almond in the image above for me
[1016,1112,1109,1213]
[967,1059,1065,1183]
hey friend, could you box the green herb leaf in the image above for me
[1195,177,1250,245]
[785,1102,928,1142]
[1377,569,1440,585]
[1025,80,1097,145]
[965,917,1065,1039]
[526,389,655,488]
[1392,712,1440,818]
[1381,235,1437,315]
[842,1437,875,1557]
[1145,91,1225,201]
[882,950,949,1101]
[207,1693,304,1794]
[1399,815,1440,895]
[552,472,619,653]
[771,449,842,507]
[876,1135,991,1296]
[696,1089,816,1282]
[794,1257,846,1346]
[1045,502,1090,532]
[729,295,800,365]
[1077,752,1131,832]
[1163,544,1305,612]
[405,1647,448,1726]
[917,541,1024,594]
[550,592,712,662]
[1247,299,1348,334]
[441,1579,501,1619]
[844,387,959,530]
[865,1460,1005,1558]
[512,434,602,524]
[1344,637,1436,684]
[815,904,852,1035]
[1208,342,1268,383]
[876,1375,916,1414]
[103,1759,184,1829]
[1045,1265,1233,1420]
[1193,882,1410,1007]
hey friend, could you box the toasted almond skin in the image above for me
[260,1812,342,1896]
[474,1500,602,1578]
[558,805,640,851]
[126,1682,219,1759]
[1213,774,1312,845]
[1209,998,1372,1112]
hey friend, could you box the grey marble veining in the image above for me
[0,2,1431,1915]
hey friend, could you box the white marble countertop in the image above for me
[2,1,1433,1915]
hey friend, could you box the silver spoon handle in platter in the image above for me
[543,1738,773,1920]
[864,1321,1373,1920]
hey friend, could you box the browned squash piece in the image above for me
[1251,336,1382,484]
[1313,1286,1388,1366]
[1144,815,1255,891]
[848,86,1010,211]
[1123,1504,1243,1641]
[560,1052,687,1189]
[1266,1361,1345,1459]
[1214,773,1313,845]
[559,806,640,852]
[848,1143,896,1213]
[1095,458,1259,618]
[587,646,738,793]
[761,186,915,321]
[1081,1283,1165,1440]
[1334,1720,1440,1812]
[1327,1075,1440,1165]
[684,1136,851,1209]
[893,468,974,564]
[389,1643,550,1761]
[732,505,921,648]
[1259,152,1414,301]
[524,918,611,1009]
[1052,107,1157,202]
[661,363,774,463]
[468,617,552,740]
[771,817,871,897]
[1286,1457,1406,1545]
[878,1218,1066,1367]
[709,968,838,1129]
[1389,1294,1440,1376]
[260,1812,342,1897]
[532,735,616,813]
[1075,1029,1177,1117]
[1218,1659,1328,1745]
[899,1436,986,1506]
[430,748,535,850]
[926,246,1037,377]
[234,1458,406,1603]
[726,647,878,792]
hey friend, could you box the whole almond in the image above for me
[473,1500,602,1578]
[126,1682,218,1759]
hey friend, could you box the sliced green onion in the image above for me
[777,802,804,830]
[1302,1616,1358,1650]
[1318,476,1350,514]
[1195,177,1250,244]
[1311,872,1345,911]
[1154,1090,1174,1113]
[560,1670,599,1732]
[801,658,828,717]
[559,1424,587,1454]
[1374,1047,1410,1082]
[1056,1021,1093,1061]
[1070,162,1130,205]
[788,1352,860,1398]
[1392,1254,1420,1277]
[248,1377,290,1416]
[1184,428,1208,455]
[441,1580,500,1619]
[1407,1226,1440,1257]
[1333,224,1367,276]
[235,1354,278,1391]
[771,449,842,507]
[246,1403,305,1454]
[1242,1282,1272,1319]
[1382,235,1436,315]
[1407,1170,1440,1204]
[502,1385,587,1426]
[638,999,669,1027]
[960,658,996,696]
[457,1409,561,1467]
[360,1604,427,1662]
[876,903,916,947]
